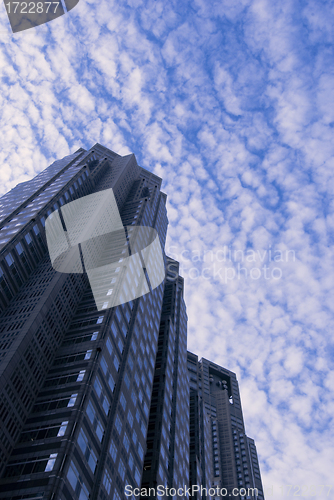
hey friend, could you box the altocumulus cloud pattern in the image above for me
[1,0,334,497]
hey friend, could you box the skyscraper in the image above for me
[187,353,265,500]
[0,144,169,499]
[0,144,265,500]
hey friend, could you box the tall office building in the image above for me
[187,353,265,500]
[0,144,265,500]
[0,144,170,499]
[140,258,189,497]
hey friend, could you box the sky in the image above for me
[1,0,334,497]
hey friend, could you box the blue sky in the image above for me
[1,0,334,497]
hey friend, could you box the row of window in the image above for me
[54,349,92,365]
[43,370,86,387]
[62,331,99,346]
[33,394,77,413]
[4,453,57,478]
[0,163,88,248]
[19,421,68,443]
[67,460,118,498]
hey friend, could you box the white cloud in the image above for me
[1,0,334,495]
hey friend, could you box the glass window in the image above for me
[77,431,86,452]
[134,373,140,387]
[84,350,92,360]
[106,338,113,355]
[96,421,104,442]
[120,393,126,411]
[86,400,104,441]
[118,459,125,480]
[57,421,68,437]
[68,394,78,407]
[128,353,134,371]
[15,243,23,255]
[113,356,120,371]
[67,461,89,499]
[86,401,95,424]
[123,432,130,452]
[77,370,86,382]
[5,253,14,266]
[115,415,122,435]
[134,467,141,486]
[108,373,115,391]
[100,357,108,375]
[102,396,110,415]
[77,429,97,473]
[127,410,134,428]
[94,377,102,397]
[109,441,117,462]
[111,321,118,338]
[131,391,136,405]
[25,233,32,245]
[45,453,57,472]
[103,470,112,494]
[91,332,98,341]
[124,373,130,389]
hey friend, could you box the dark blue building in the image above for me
[0,144,264,500]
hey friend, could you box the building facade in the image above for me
[187,353,265,500]
[0,144,170,499]
[140,258,189,499]
[0,144,264,500]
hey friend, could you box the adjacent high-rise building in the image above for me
[187,353,265,500]
[0,144,265,500]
